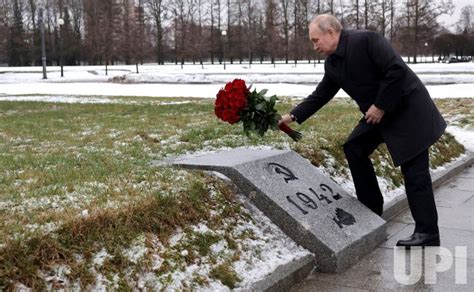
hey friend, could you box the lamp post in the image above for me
[221,30,227,70]
[39,8,47,79]
[424,42,428,63]
[58,18,64,77]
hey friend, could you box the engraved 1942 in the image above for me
[267,162,355,229]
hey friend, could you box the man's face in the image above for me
[308,24,339,56]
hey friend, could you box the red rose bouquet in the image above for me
[214,79,302,141]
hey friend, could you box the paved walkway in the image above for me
[292,165,474,291]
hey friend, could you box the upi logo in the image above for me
[393,246,468,285]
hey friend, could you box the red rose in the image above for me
[224,82,233,92]
[215,79,249,125]
[214,79,302,141]
[226,109,240,124]
[232,79,248,93]
[215,106,224,119]
[231,92,247,109]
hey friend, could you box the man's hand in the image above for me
[279,114,294,126]
[365,105,385,124]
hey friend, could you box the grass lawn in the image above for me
[0,96,468,290]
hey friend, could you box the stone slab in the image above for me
[174,148,387,272]
[249,254,315,292]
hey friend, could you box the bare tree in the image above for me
[396,0,454,63]
[280,0,291,63]
[0,0,10,64]
[171,0,194,65]
[331,0,336,14]
[225,0,247,64]
[456,5,473,34]
[68,0,84,65]
[355,0,360,28]
[8,0,29,66]
[83,0,101,64]
[60,6,79,65]
[187,0,201,64]
[27,0,39,64]
[315,0,321,14]
[209,0,216,64]
[452,5,474,58]
[256,6,265,63]
[245,0,256,65]
[264,0,280,64]
[0,0,469,66]
[226,0,232,63]
[236,0,244,63]
[293,0,299,63]
[389,0,395,41]
[147,0,166,64]
[293,0,311,64]
[119,0,133,65]
[102,0,118,69]
[214,0,224,64]
[361,0,379,29]
[135,0,145,65]
[411,0,454,63]
[196,0,204,66]
[83,0,120,69]
[378,0,390,37]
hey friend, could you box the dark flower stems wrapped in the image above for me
[278,123,302,142]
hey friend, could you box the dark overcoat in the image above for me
[291,29,446,166]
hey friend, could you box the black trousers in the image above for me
[343,128,439,234]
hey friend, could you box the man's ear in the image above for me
[327,27,334,36]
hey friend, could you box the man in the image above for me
[280,14,446,247]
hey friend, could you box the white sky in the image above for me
[438,0,472,31]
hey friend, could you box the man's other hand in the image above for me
[365,105,385,124]
[279,114,294,125]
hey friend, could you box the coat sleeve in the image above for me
[368,32,409,112]
[290,74,340,124]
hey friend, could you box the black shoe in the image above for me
[396,232,440,247]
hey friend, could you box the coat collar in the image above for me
[332,29,348,58]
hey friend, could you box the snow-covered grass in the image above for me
[0,96,467,290]
[0,63,472,290]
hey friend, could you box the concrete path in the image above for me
[292,165,474,291]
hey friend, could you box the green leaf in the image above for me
[248,120,256,131]
[258,89,268,96]
[270,95,278,103]
[263,94,275,103]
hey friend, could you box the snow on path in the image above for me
[1,62,473,99]
[1,82,473,100]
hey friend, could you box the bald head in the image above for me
[310,14,342,34]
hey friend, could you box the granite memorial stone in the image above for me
[173,148,387,272]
